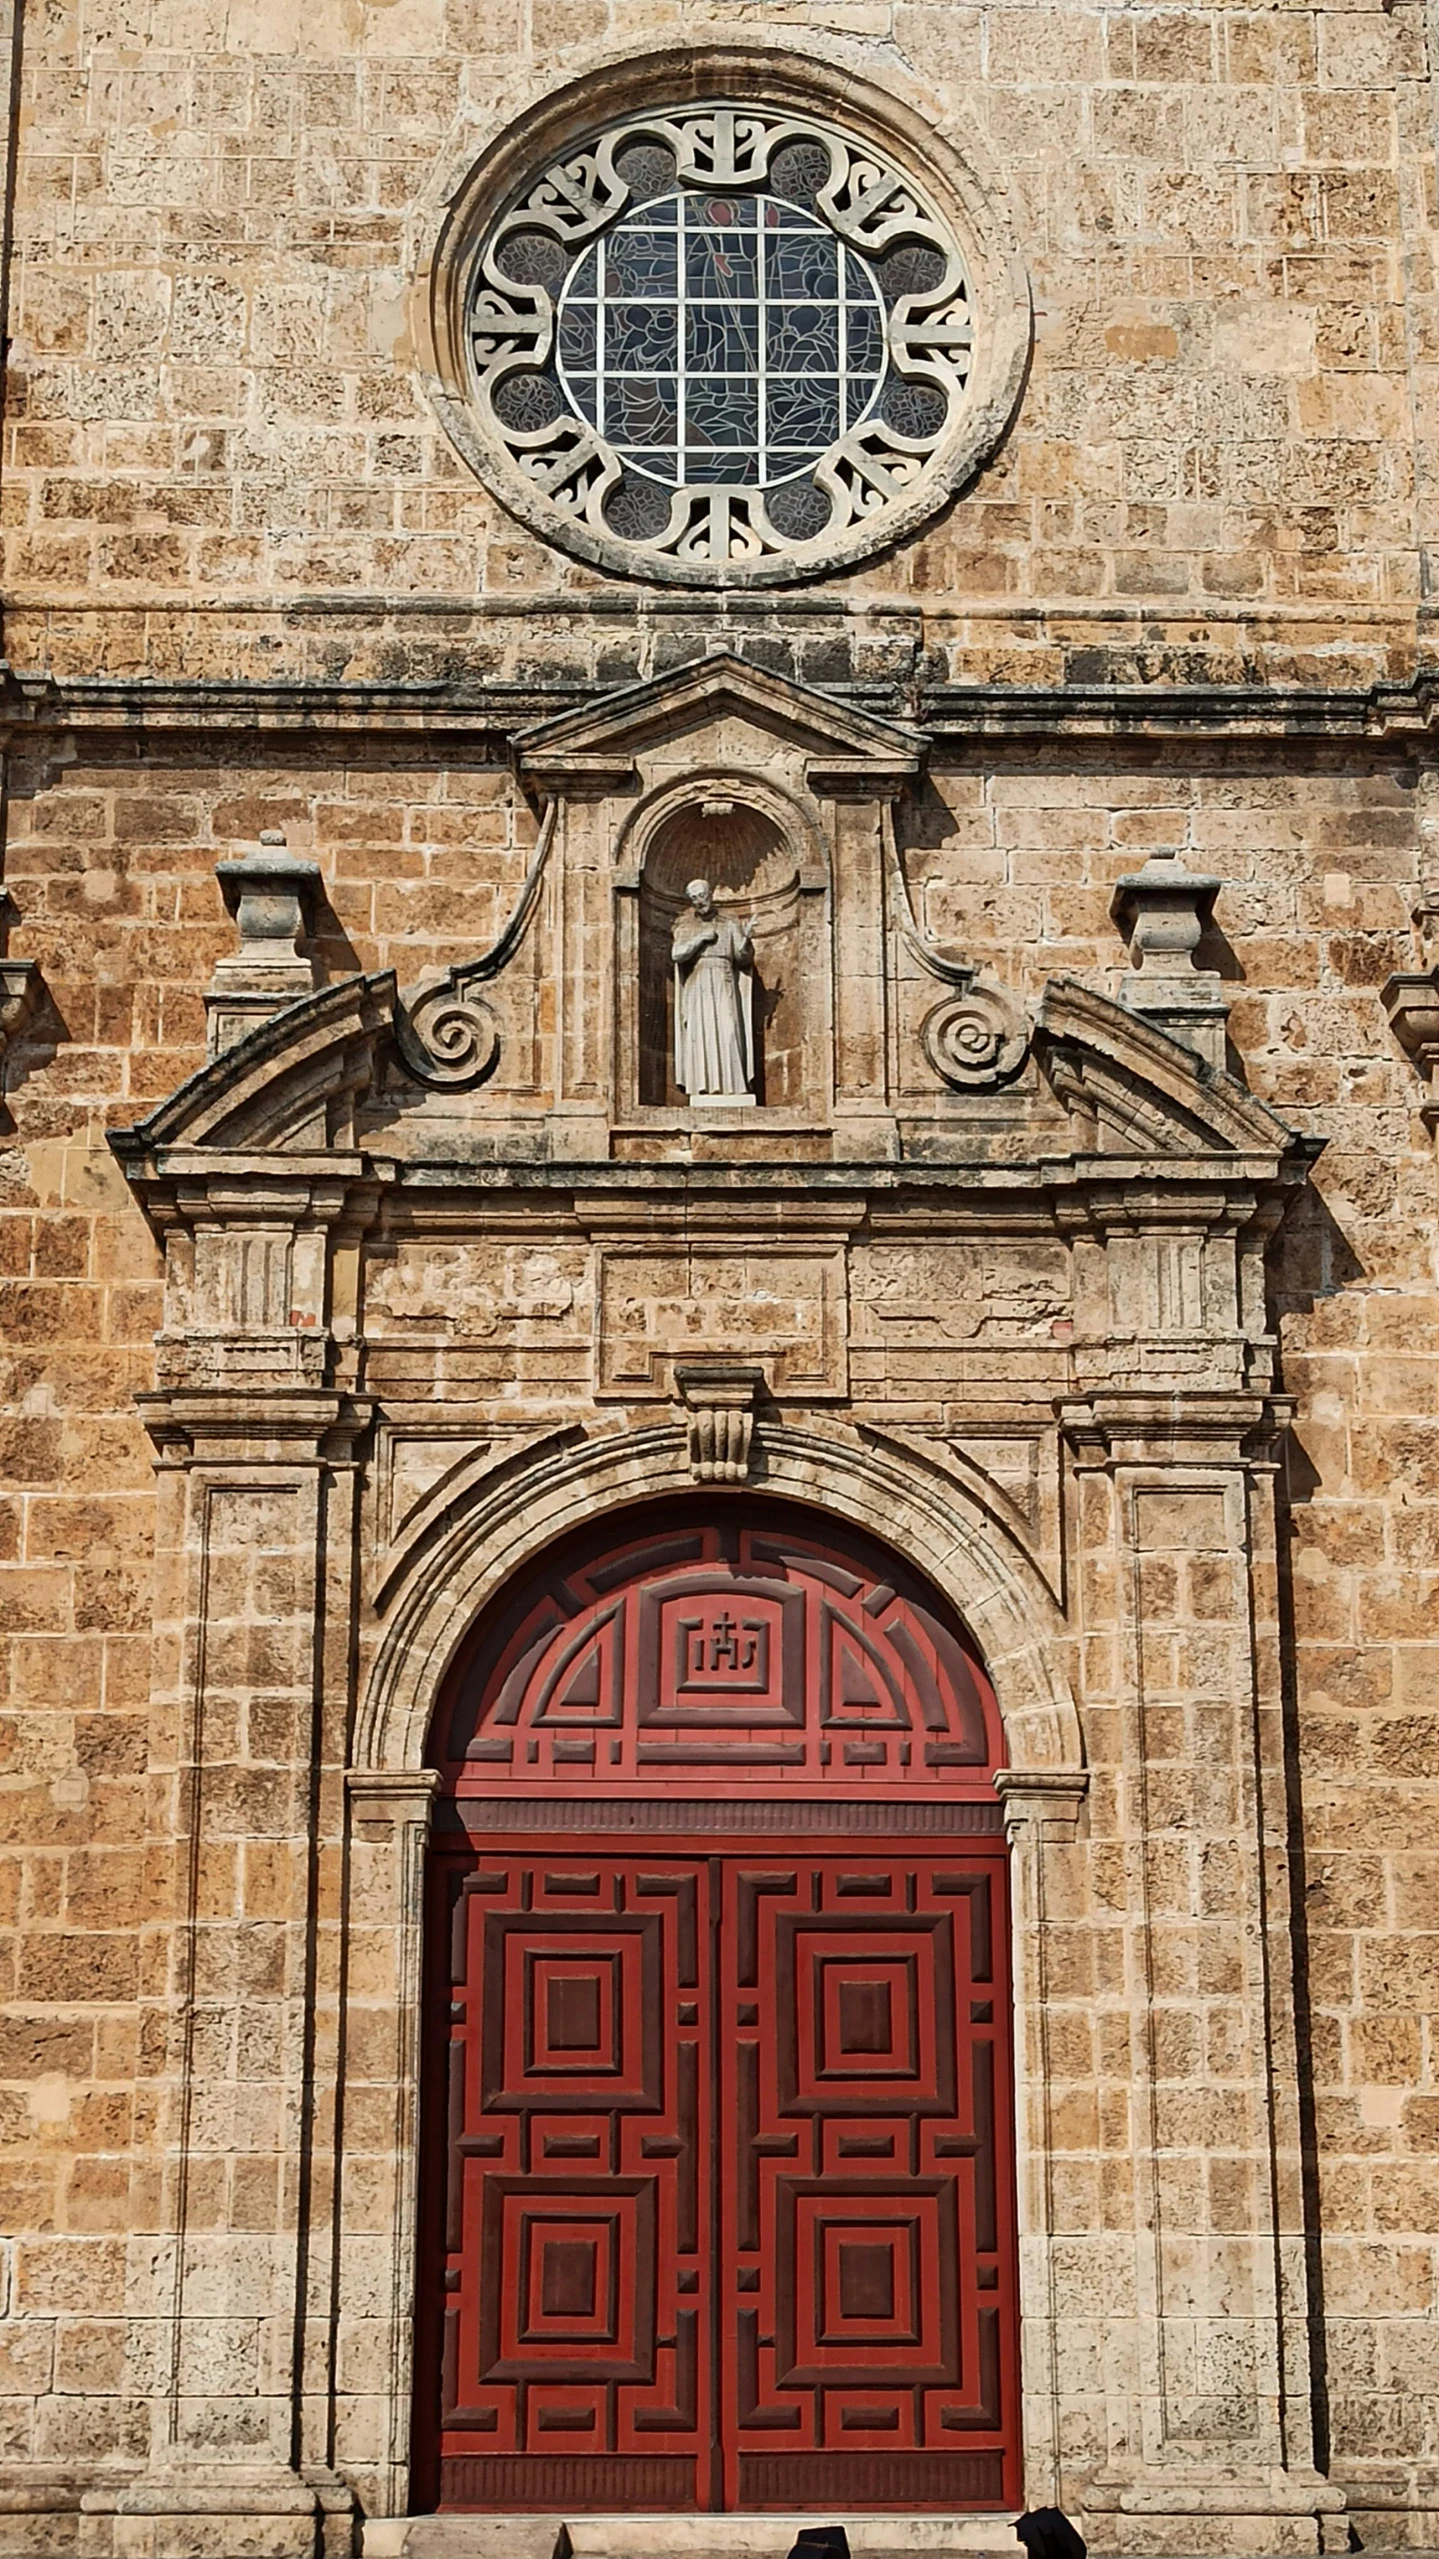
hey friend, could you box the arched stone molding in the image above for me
[353,1414,1084,1784]
[341,1416,1084,2521]
[612,766,830,885]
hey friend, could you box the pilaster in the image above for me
[108,1388,369,2558]
[337,1773,440,2521]
[1060,1398,1343,2556]
[105,1078,388,2558]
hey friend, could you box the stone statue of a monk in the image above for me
[672,878,755,1105]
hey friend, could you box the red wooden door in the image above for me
[415,1504,1019,2514]
[421,1840,1017,2512]
[428,1852,715,2511]
[719,1850,1014,2511]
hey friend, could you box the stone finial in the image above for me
[207,831,322,1057]
[1111,852,1226,1070]
[1381,968,1439,1128]
[674,1361,763,1483]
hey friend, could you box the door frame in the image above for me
[341,1427,1088,2521]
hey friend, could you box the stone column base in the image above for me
[1333,2460,1439,2551]
[0,2465,103,2558]
[1080,2468,1348,2558]
[67,2467,354,2559]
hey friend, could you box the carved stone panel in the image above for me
[855,1243,1071,1343]
[853,1243,1072,1397]
[367,1243,587,1340]
[597,1242,848,1397]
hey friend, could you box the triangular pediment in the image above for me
[1035,977,1313,1166]
[514,651,926,786]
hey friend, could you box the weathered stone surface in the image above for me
[1,2,1438,2552]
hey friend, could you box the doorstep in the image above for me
[362,2518,1021,2559]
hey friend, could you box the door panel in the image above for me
[432,1853,715,2511]
[424,1843,1017,2512]
[438,1511,1002,1801]
[720,1853,1015,2510]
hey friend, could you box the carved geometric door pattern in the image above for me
[425,1851,715,2515]
[436,1511,1001,1799]
[720,1852,1015,2511]
[419,1841,1018,2513]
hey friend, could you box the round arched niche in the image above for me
[427,1490,1007,1800]
[638,802,802,1108]
[418,43,1032,587]
[614,772,829,1118]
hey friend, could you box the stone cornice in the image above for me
[8,660,1439,748]
[366,1157,1309,1207]
[133,1388,374,1465]
[918,672,1439,743]
[1058,1389,1297,1469]
[109,974,396,1168]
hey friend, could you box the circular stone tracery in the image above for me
[451,99,1014,583]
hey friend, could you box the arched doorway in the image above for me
[411,1498,1020,2515]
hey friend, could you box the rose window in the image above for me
[445,100,1022,584]
[554,189,887,512]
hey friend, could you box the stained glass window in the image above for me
[554,190,887,491]
[461,102,990,576]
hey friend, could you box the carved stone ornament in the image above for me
[1111,850,1228,1070]
[207,831,321,1058]
[393,977,502,1090]
[920,984,1028,1089]
[887,808,1029,1090]
[422,60,1031,586]
[1381,965,1439,1128]
[392,800,556,1090]
[674,1360,762,1481]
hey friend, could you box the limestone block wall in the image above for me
[2,0,1432,687]
[0,720,1437,2534]
[2,0,1439,2537]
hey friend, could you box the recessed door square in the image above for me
[479,2177,657,2381]
[529,1954,615,2072]
[774,2180,958,2387]
[825,2220,911,2337]
[482,1915,663,2111]
[820,1958,913,2077]
[775,1916,956,2114]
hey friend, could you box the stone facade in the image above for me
[3,4,1439,2558]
